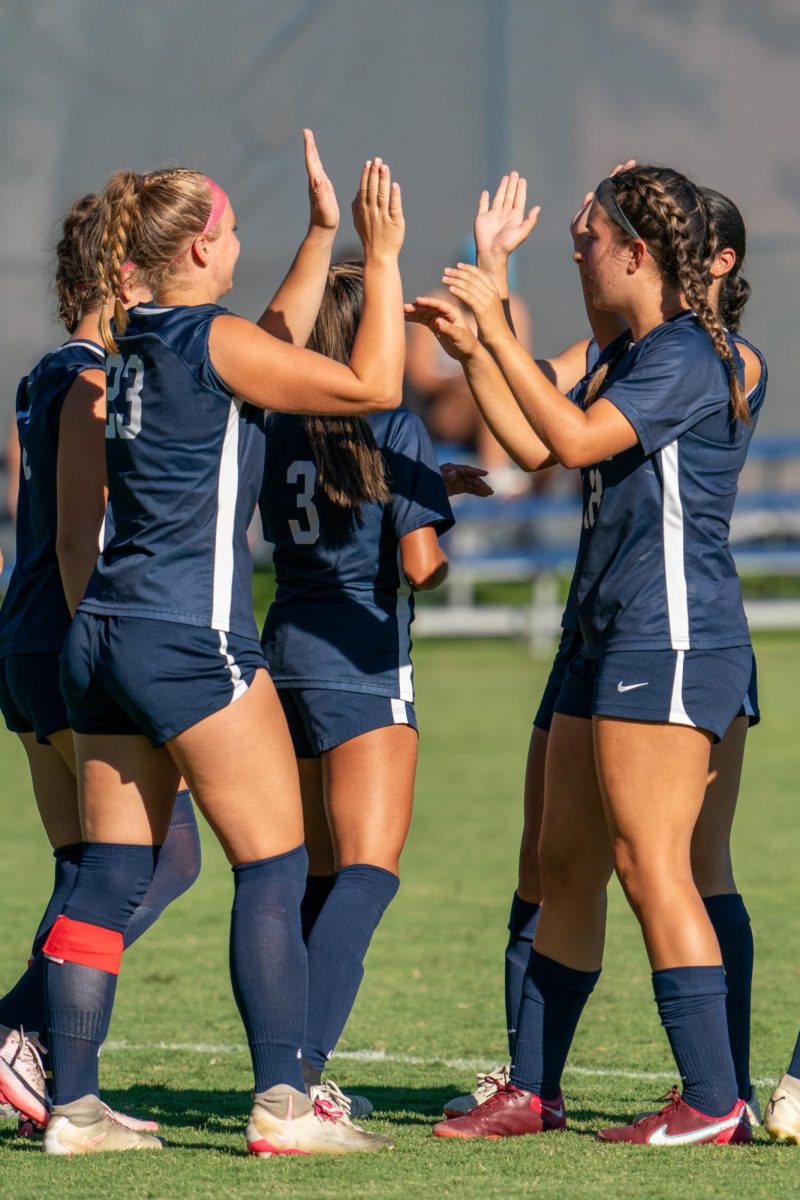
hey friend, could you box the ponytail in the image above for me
[96,170,141,353]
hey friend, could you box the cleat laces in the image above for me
[11,1029,47,1089]
[312,1094,347,1123]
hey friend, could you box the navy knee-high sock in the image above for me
[703,894,753,1097]
[511,949,600,1097]
[0,842,83,1032]
[504,892,541,1059]
[300,874,336,943]
[44,843,158,1105]
[123,790,201,947]
[653,965,739,1117]
[229,845,308,1093]
[787,1031,800,1080]
[304,864,399,1075]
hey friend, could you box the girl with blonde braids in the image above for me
[0,193,202,1135]
[41,133,406,1157]
[409,165,765,1146]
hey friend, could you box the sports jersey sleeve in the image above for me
[384,412,455,539]
[601,325,736,457]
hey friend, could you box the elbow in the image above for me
[405,554,448,592]
[374,387,403,412]
[557,440,592,471]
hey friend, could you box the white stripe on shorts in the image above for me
[668,649,695,727]
[391,698,408,725]
[218,631,248,703]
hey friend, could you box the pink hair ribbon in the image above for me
[203,177,228,233]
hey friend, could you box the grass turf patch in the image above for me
[1,634,798,1197]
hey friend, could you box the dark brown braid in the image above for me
[53,193,104,332]
[593,166,749,424]
[303,261,390,509]
[699,186,751,334]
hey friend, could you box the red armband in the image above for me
[42,914,123,975]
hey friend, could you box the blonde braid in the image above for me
[96,171,140,353]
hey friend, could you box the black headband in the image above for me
[594,177,645,244]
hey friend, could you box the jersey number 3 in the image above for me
[288,460,320,545]
[106,354,144,440]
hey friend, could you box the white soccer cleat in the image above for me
[443,1065,511,1118]
[246,1084,392,1156]
[745,1085,762,1127]
[0,1024,48,1127]
[310,1078,374,1120]
[764,1074,800,1144]
[43,1094,164,1154]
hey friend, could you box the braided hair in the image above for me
[94,167,222,353]
[699,186,751,334]
[53,193,104,332]
[590,165,749,423]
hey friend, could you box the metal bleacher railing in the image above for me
[414,434,800,652]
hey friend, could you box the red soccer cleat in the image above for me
[596,1087,751,1146]
[433,1083,567,1140]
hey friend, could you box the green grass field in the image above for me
[1,634,798,1199]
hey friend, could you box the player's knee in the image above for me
[62,842,159,933]
[539,833,608,901]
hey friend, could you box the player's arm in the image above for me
[55,369,107,614]
[443,264,638,467]
[211,159,404,415]
[256,130,338,346]
[405,295,555,471]
[399,525,448,591]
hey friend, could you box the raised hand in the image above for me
[404,295,479,362]
[440,462,493,498]
[352,157,404,260]
[474,171,540,265]
[441,264,508,348]
[304,129,339,236]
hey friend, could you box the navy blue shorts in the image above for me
[277,687,418,758]
[533,627,583,732]
[0,653,69,744]
[553,645,753,742]
[62,612,266,748]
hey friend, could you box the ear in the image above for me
[189,232,214,267]
[709,246,736,280]
[627,238,649,273]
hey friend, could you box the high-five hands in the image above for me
[352,157,405,260]
[304,129,339,236]
[404,295,479,362]
[440,264,508,348]
[474,171,540,265]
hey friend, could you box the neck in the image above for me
[69,308,103,344]
[618,286,688,343]
[156,282,223,307]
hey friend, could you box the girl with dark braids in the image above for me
[409,165,765,1146]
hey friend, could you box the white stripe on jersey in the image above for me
[211,399,241,632]
[396,587,414,702]
[667,650,695,727]
[218,631,248,702]
[660,441,691,650]
[66,341,105,358]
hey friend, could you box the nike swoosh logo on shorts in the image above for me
[647,1116,740,1145]
[616,681,649,693]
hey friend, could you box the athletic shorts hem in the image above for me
[313,719,419,756]
[268,676,414,700]
[590,702,727,741]
[150,668,262,746]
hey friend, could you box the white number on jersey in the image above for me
[583,466,603,529]
[288,460,320,545]
[106,354,144,440]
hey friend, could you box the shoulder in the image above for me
[375,406,432,450]
[733,336,767,397]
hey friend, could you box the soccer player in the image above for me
[0,194,202,1132]
[259,260,484,1116]
[432,178,764,1126]
[41,138,406,1156]
[410,165,763,1145]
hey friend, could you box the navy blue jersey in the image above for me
[560,338,601,632]
[0,340,105,656]
[568,312,766,657]
[259,409,454,697]
[80,304,265,639]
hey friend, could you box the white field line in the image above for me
[102,1042,776,1089]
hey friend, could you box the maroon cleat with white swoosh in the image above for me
[596,1086,751,1146]
[433,1083,567,1139]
